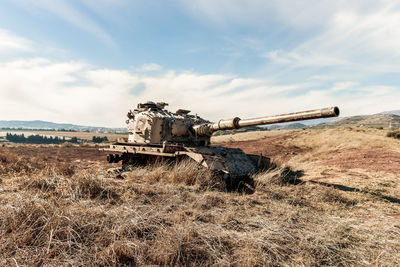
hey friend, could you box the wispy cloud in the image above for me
[0,29,33,53]
[265,2,400,74]
[13,0,115,46]
[178,0,386,29]
[136,63,162,72]
[265,50,351,67]
[179,0,400,78]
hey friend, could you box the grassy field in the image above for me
[0,127,399,266]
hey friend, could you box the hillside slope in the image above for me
[311,114,400,129]
[381,110,400,116]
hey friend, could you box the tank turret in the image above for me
[125,101,210,145]
[125,102,338,145]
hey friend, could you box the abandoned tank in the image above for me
[104,101,339,188]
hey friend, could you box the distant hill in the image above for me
[264,117,340,130]
[213,126,265,136]
[0,120,127,133]
[0,120,77,129]
[268,122,307,130]
[380,110,400,116]
[311,114,400,129]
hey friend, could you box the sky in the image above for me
[0,0,400,127]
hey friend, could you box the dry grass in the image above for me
[121,160,225,190]
[0,150,75,177]
[241,127,400,178]
[1,129,400,266]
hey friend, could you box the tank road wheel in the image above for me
[107,154,114,163]
[107,154,122,163]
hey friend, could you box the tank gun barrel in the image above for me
[193,106,339,136]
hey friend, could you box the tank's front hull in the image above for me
[103,143,269,177]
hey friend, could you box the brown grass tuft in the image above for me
[60,142,73,148]
[387,129,400,139]
[253,164,303,186]
[124,160,226,191]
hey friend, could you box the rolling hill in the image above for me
[381,110,400,116]
[311,114,400,129]
[0,120,126,133]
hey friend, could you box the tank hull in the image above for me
[103,143,269,178]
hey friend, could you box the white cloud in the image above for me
[265,2,400,73]
[0,29,33,52]
[0,58,136,127]
[137,63,162,72]
[331,82,359,92]
[1,57,399,127]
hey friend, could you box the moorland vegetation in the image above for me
[0,127,399,266]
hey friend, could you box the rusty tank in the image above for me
[103,101,339,189]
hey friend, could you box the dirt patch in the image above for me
[214,131,310,164]
[215,130,400,174]
[0,145,110,169]
[323,149,400,174]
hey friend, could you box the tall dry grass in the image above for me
[122,160,225,190]
[0,144,399,266]
[0,150,75,177]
